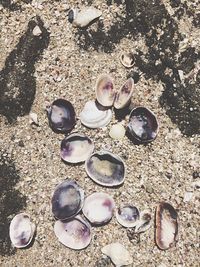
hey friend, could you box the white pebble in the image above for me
[109,123,126,140]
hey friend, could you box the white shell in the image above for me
[102,242,133,267]
[135,210,151,233]
[109,123,126,140]
[9,213,36,248]
[54,215,91,250]
[72,7,102,28]
[83,192,115,225]
[60,133,94,163]
[80,100,112,128]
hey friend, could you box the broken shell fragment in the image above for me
[120,52,135,68]
[127,107,158,143]
[51,180,84,220]
[46,99,76,133]
[85,151,125,187]
[54,215,91,250]
[135,210,151,233]
[114,78,134,109]
[80,100,112,129]
[83,192,115,225]
[96,74,115,107]
[9,213,36,248]
[155,202,178,250]
[116,205,139,228]
[68,7,102,28]
[102,242,133,267]
[61,133,94,163]
[109,123,126,140]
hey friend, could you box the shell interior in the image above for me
[128,107,158,142]
[85,151,125,187]
[120,53,135,68]
[54,215,91,250]
[116,205,139,227]
[135,210,151,233]
[61,134,94,163]
[51,180,84,220]
[83,192,115,225]
[96,75,115,107]
[9,213,35,248]
[155,202,178,250]
[114,78,134,109]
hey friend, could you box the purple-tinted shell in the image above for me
[116,205,139,228]
[127,107,158,143]
[51,180,84,220]
[47,99,76,133]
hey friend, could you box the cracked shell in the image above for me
[51,180,84,220]
[116,205,139,228]
[46,99,76,133]
[61,133,94,163]
[85,151,125,187]
[54,215,91,250]
[9,213,36,248]
[127,107,159,143]
[83,192,115,225]
[155,202,178,250]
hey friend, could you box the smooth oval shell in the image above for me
[85,151,125,187]
[80,100,112,128]
[47,99,76,133]
[116,205,139,228]
[83,192,115,225]
[114,78,134,109]
[61,133,94,163]
[96,74,115,107]
[51,180,84,220]
[120,52,135,68]
[102,242,133,267]
[127,107,159,143]
[109,123,126,140]
[155,202,178,250]
[54,215,91,250]
[9,213,35,248]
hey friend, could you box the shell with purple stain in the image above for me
[116,205,139,228]
[61,133,94,163]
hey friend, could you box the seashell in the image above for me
[96,75,134,109]
[54,215,91,250]
[127,107,159,143]
[120,52,135,68]
[83,192,115,225]
[9,213,36,248]
[109,123,126,140]
[51,180,84,220]
[102,242,133,267]
[135,210,151,233]
[114,78,134,109]
[46,99,76,133]
[116,205,139,228]
[68,7,102,28]
[61,133,94,163]
[85,150,125,187]
[155,202,178,250]
[80,100,112,129]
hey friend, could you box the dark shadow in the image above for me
[0,152,26,256]
[74,0,200,136]
[0,16,50,123]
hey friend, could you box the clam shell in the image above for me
[155,202,178,250]
[120,52,135,68]
[85,151,125,187]
[9,213,35,248]
[102,242,133,267]
[61,133,94,163]
[83,192,115,225]
[51,180,84,220]
[47,99,76,133]
[54,215,91,250]
[135,210,151,233]
[96,74,115,107]
[127,106,159,143]
[114,78,134,109]
[69,7,102,28]
[80,100,112,128]
[116,205,139,228]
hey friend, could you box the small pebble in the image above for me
[32,26,42,36]
[109,123,125,140]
